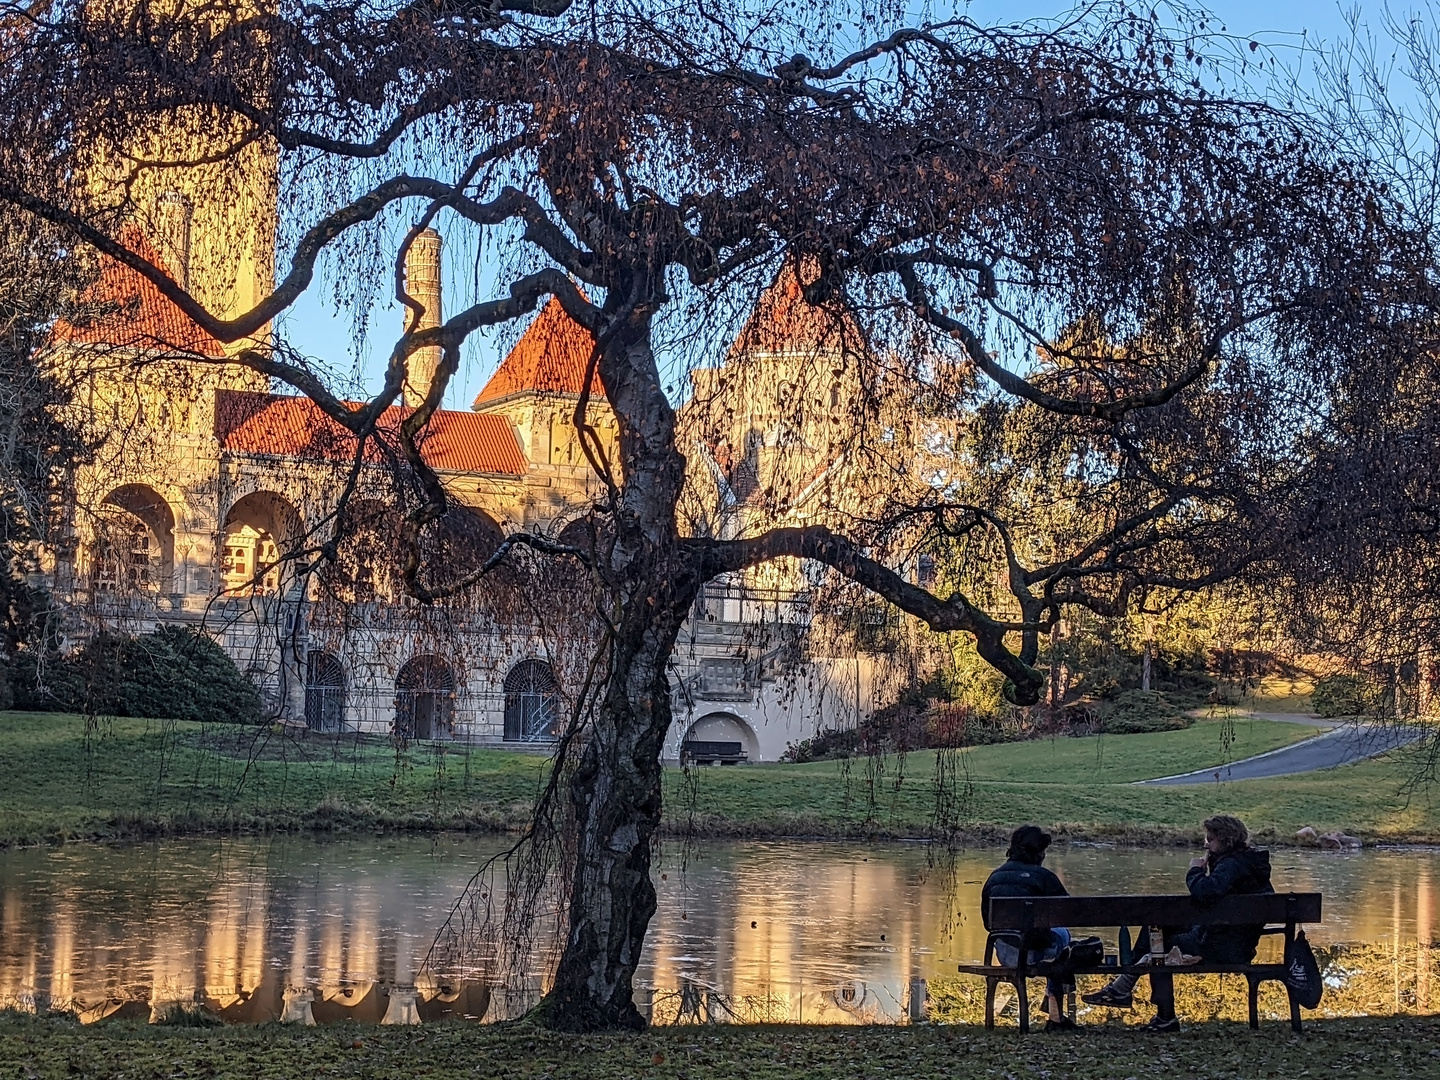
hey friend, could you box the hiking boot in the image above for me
[1081,985,1133,1008]
[1142,1015,1181,1033]
[1044,1016,1077,1032]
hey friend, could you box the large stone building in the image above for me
[44,185,894,760]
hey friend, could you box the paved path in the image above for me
[1139,721,1427,786]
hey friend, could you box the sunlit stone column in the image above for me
[381,928,423,1025]
[1419,869,1432,1014]
[401,228,443,408]
[282,922,315,1024]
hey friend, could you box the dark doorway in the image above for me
[304,652,347,732]
[503,660,560,742]
[395,655,457,741]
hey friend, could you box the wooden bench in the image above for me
[680,739,748,765]
[955,892,1322,1034]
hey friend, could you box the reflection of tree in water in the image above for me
[649,981,792,1025]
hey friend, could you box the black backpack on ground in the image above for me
[1284,930,1324,1009]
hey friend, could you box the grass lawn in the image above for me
[1,709,1433,847]
[673,713,1436,844]
[1236,673,1319,714]
[1,1012,1436,1080]
[0,711,549,846]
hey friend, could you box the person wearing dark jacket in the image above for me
[1082,815,1274,1032]
[982,825,1075,1029]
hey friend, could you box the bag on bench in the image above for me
[1284,930,1324,1009]
[1060,936,1106,969]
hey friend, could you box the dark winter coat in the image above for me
[1184,845,1275,963]
[981,858,1069,950]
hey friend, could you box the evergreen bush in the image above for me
[11,625,262,724]
[1096,689,1193,734]
[1311,673,1371,718]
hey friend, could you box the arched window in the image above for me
[153,191,193,290]
[395,655,456,741]
[304,652,347,733]
[94,485,175,593]
[503,660,559,742]
[221,491,302,596]
[424,505,504,581]
[322,500,397,603]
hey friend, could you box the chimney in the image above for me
[402,228,443,408]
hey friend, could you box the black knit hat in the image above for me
[1007,825,1052,863]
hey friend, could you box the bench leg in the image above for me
[1247,974,1260,1030]
[1017,977,1029,1034]
[984,978,996,1030]
[1288,986,1302,1034]
[1068,989,1076,1023]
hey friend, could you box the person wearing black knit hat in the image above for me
[981,825,1074,1030]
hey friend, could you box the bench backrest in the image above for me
[987,893,1322,931]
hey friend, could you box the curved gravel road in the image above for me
[1139,721,1426,786]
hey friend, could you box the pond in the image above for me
[0,837,1435,1024]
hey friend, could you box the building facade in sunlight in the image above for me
[42,177,892,760]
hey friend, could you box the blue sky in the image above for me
[272,1,1399,409]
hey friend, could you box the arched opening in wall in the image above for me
[152,190,193,290]
[304,651,347,732]
[222,491,303,596]
[503,659,560,743]
[421,504,504,587]
[395,655,456,741]
[546,517,606,594]
[681,713,756,765]
[94,484,175,593]
[322,500,399,603]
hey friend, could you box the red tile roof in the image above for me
[53,227,225,357]
[730,258,860,358]
[473,296,604,407]
[215,390,528,475]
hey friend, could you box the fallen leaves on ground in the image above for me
[1,1013,1437,1080]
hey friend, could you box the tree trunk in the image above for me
[1419,641,1435,719]
[1141,615,1154,692]
[532,288,694,1031]
[537,612,682,1030]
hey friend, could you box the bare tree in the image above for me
[0,0,1432,1030]
[1263,4,1440,725]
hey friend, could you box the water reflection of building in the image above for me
[0,840,1437,1024]
[645,848,948,1025]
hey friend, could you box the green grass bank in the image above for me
[1,1013,1437,1080]
[1,709,1435,848]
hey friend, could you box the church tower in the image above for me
[80,0,278,343]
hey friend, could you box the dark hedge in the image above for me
[11,624,262,724]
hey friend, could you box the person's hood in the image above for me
[1217,845,1272,883]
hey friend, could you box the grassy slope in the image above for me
[2,709,1433,846]
[1240,675,1317,714]
[672,714,1431,843]
[0,1013,1435,1080]
[0,711,549,845]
